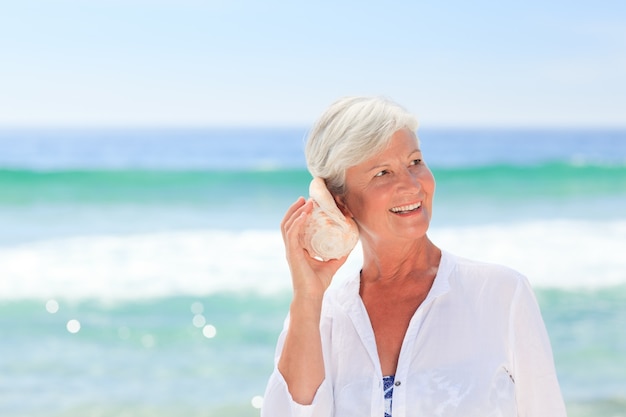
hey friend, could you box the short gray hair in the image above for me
[305,96,419,196]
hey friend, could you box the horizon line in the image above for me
[1,122,626,131]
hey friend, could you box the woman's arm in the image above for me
[275,197,348,404]
[278,295,325,404]
[510,276,567,416]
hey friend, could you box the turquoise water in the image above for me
[0,294,286,417]
[0,128,625,416]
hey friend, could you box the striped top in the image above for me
[383,375,395,417]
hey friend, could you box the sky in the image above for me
[0,0,624,128]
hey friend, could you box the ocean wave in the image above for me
[1,219,624,300]
[0,162,624,205]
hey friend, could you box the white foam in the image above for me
[0,220,624,300]
[0,230,290,300]
[429,220,626,288]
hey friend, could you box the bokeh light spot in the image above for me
[141,334,156,348]
[190,302,204,315]
[251,395,264,409]
[203,324,217,339]
[192,314,206,328]
[45,299,59,314]
[66,319,81,333]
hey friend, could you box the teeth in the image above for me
[390,202,421,213]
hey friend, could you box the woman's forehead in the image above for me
[362,130,420,164]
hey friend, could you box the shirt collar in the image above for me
[334,250,454,309]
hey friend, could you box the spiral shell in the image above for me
[302,177,359,261]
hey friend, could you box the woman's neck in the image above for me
[359,235,441,287]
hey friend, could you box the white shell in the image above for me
[302,177,359,261]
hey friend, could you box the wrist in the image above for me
[289,293,324,321]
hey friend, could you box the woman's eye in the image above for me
[410,159,422,166]
[374,170,388,177]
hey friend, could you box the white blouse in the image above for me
[261,251,567,417]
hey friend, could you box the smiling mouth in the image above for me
[389,202,422,214]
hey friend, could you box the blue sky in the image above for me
[1,0,624,127]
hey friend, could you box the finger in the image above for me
[284,209,310,255]
[280,197,306,235]
[314,253,349,270]
[282,199,313,239]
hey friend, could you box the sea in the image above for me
[0,127,625,417]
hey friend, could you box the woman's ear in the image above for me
[334,194,353,218]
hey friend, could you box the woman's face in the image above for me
[338,129,436,245]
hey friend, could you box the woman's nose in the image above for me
[397,167,422,191]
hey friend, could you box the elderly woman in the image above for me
[261,97,566,417]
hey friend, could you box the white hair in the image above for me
[305,96,419,195]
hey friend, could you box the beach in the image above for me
[1,128,625,416]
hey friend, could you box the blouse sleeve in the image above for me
[261,305,334,417]
[510,276,567,416]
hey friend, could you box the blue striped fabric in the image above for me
[383,375,395,417]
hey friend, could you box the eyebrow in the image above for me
[365,149,422,172]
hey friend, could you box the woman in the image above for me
[262,96,566,417]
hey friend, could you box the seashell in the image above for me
[302,177,359,261]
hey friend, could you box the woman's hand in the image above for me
[281,197,349,300]
[278,196,349,404]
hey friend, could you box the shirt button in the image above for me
[394,381,401,387]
